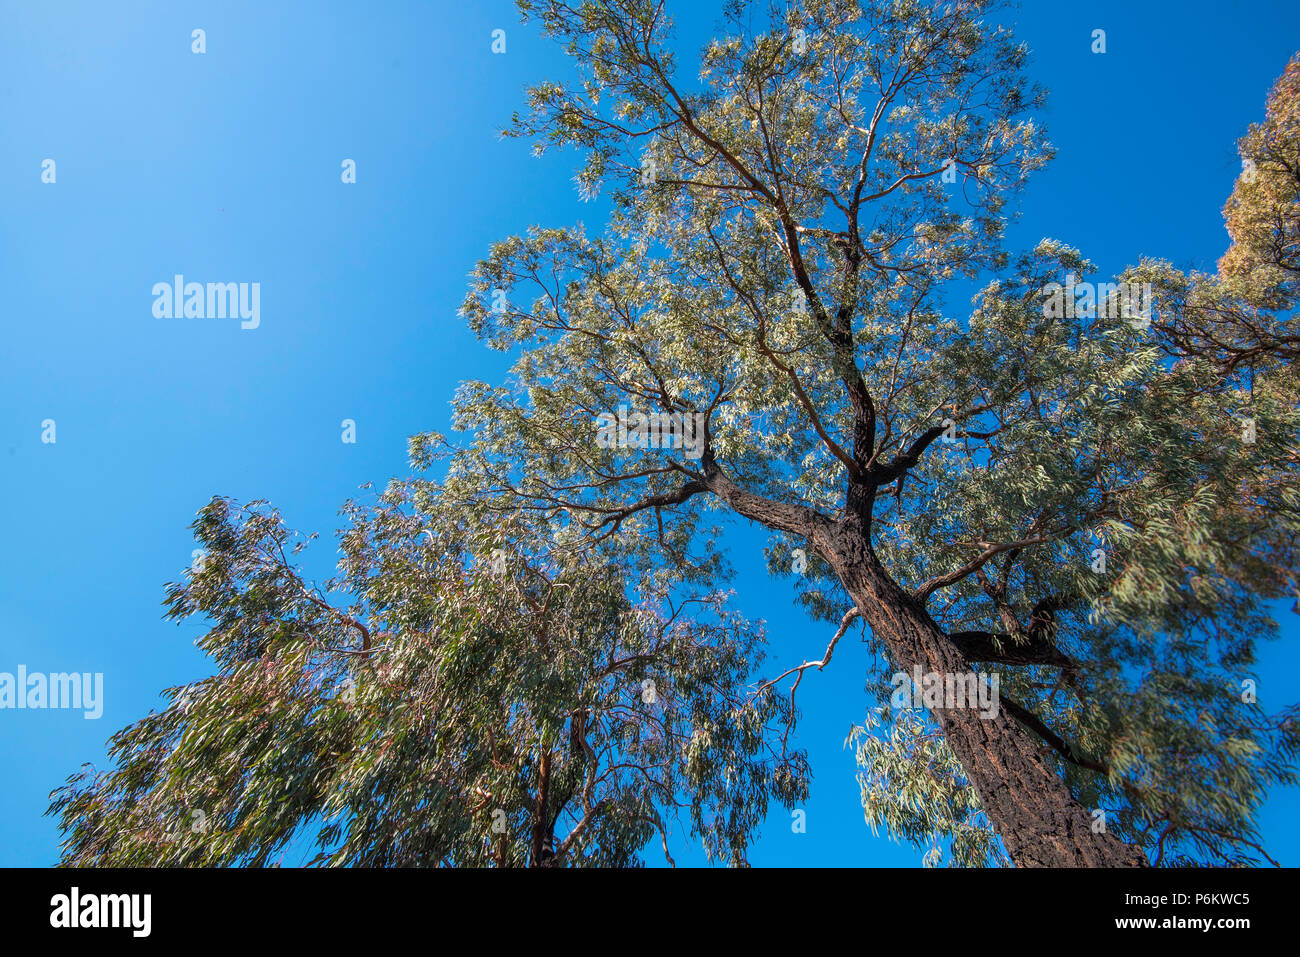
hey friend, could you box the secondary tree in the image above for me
[50,494,806,865]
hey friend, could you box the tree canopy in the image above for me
[52,1,1300,867]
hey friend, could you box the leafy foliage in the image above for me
[52,1,1300,866]
[50,491,807,866]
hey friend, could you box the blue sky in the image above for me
[2,0,1298,867]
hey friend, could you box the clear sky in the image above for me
[2,0,1299,867]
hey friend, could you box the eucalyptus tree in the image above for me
[1141,53,1300,377]
[50,492,806,866]
[51,0,1300,869]
[1220,53,1300,315]
[445,0,1300,866]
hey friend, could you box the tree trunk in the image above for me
[531,750,552,867]
[700,455,1147,865]
[821,522,1148,867]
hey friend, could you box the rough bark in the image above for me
[815,518,1148,867]
[697,451,1148,865]
[532,750,552,867]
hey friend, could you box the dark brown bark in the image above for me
[531,750,552,867]
[816,519,1147,867]
[695,451,1148,866]
[948,629,1073,668]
